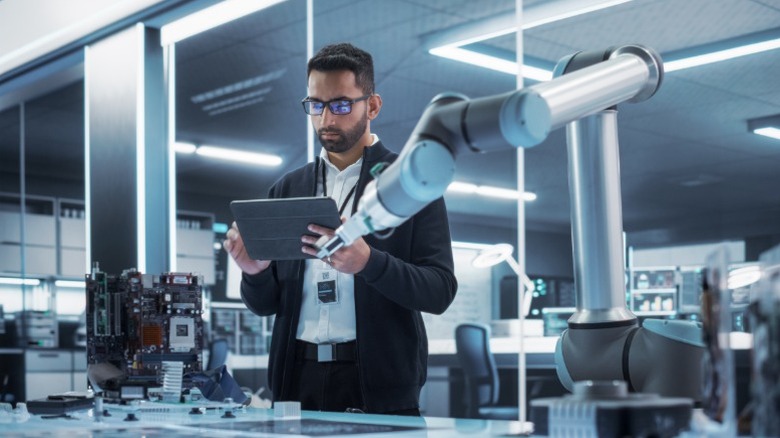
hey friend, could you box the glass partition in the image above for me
[312,1,521,327]
[0,78,85,348]
[311,1,523,419]
[0,106,22,322]
[0,105,22,271]
[173,0,308,300]
[0,106,20,195]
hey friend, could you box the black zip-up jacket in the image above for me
[240,141,457,413]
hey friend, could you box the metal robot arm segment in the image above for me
[314,45,663,258]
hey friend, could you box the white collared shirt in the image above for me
[296,134,379,343]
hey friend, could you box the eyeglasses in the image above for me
[301,94,371,115]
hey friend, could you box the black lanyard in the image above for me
[321,160,358,216]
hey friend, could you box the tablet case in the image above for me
[230,197,342,261]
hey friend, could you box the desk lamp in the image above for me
[471,243,534,427]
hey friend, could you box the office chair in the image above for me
[454,323,519,420]
[206,338,229,371]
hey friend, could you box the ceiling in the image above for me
[2,0,780,250]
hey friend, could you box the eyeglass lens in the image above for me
[302,95,369,115]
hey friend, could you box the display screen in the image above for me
[678,268,703,314]
[632,269,676,290]
[630,268,677,315]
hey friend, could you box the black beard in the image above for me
[317,113,368,154]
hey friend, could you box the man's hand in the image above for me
[223,221,270,275]
[301,219,370,274]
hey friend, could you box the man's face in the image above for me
[307,70,369,154]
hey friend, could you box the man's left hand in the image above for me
[301,220,370,274]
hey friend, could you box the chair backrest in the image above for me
[454,323,499,412]
[207,338,229,370]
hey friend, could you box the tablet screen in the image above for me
[230,197,341,261]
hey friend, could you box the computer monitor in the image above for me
[500,275,575,319]
[542,307,576,337]
[678,266,704,314]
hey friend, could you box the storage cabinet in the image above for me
[24,350,73,401]
[72,348,88,392]
[0,194,217,283]
[0,194,57,277]
[58,199,86,277]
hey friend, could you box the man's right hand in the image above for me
[223,221,270,275]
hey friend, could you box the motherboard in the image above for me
[86,267,204,385]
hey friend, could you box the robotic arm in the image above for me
[315,45,704,399]
[315,45,662,257]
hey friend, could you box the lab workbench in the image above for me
[1,403,528,437]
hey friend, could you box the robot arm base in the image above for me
[556,319,704,400]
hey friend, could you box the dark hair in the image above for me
[307,43,375,94]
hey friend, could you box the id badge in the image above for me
[317,265,338,304]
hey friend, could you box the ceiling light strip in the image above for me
[523,0,634,30]
[55,280,87,288]
[424,0,633,49]
[429,2,780,78]
[174,142,196,154]
[665,37,780,72]
[429,46,552,81]
[0,277,40,286]
[753,127,780,141]
[425,0,634,81]
[447,181,536,201]
[196,145,282,166]
[161,0,288,46]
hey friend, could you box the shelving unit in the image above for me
[0,194,218,284]
[629,266,678,316]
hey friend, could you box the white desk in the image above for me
[3,403,528,437]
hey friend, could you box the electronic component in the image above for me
[27,395,94,415]
[530,381,693,438]
[15,310,58,348]
[86,266,204,391]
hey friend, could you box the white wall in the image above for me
[0,0,164,76]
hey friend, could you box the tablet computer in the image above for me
[230,197,341,261]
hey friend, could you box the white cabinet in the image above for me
[0,211,56,245]
[0,195,57,277]
[24,350,73,401]
[72,349,88,392]
[61,248,87,277]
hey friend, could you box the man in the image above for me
[223,43,457,415]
